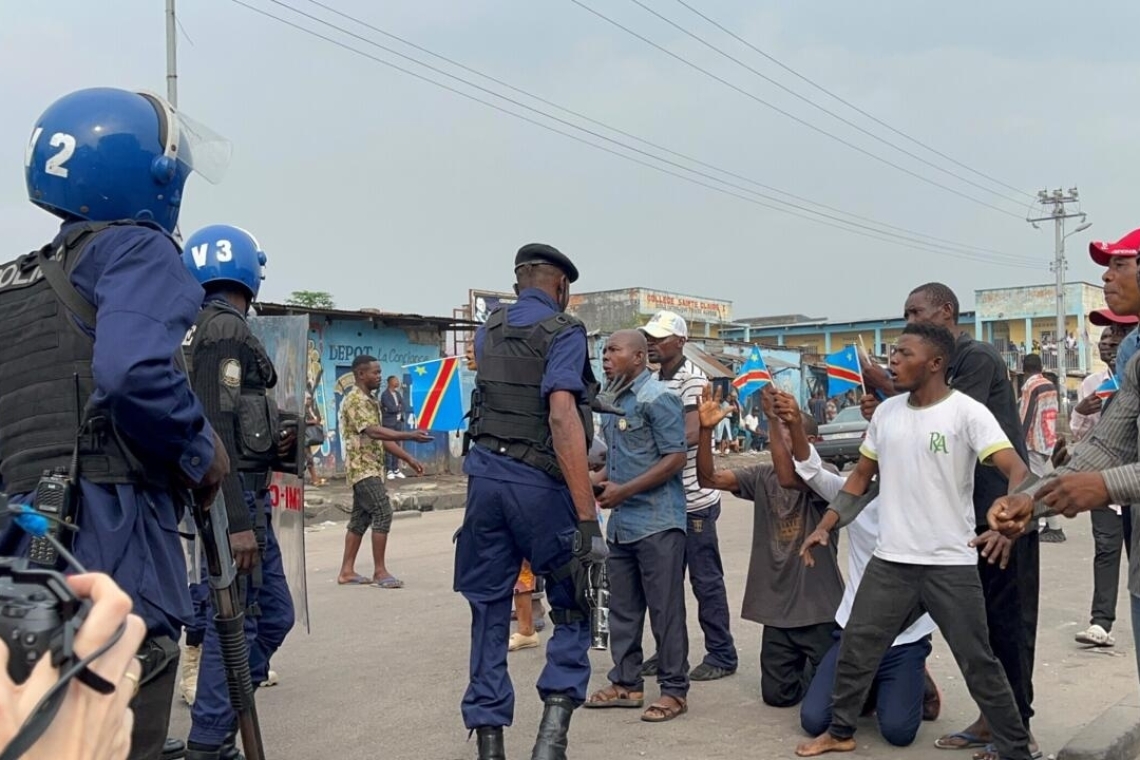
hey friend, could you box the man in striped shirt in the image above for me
[1067,310,1134,647]
[991,227,1140,689]
[638,310,738,681]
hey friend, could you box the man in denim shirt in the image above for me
[583,330,689,723]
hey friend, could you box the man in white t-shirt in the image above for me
[638,311,737,681]
[795,322,1033,760]
[761,389,940,747]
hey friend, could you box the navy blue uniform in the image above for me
[1,221,213,760]
[3,221,210,636]
[190,491,293,746]
[453,288,592,730]
[185,295,295,747]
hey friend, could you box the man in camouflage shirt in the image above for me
[336,354,430,588]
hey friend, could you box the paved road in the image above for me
[169,496,1138,760]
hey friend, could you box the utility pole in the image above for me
[1027,187,1087,429]
[166,0,178,106]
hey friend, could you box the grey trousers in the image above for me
[606,528,690,699]
[1090,507,1127,631]
[828,557,1031,760]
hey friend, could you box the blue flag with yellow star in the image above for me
[405,357,465,431]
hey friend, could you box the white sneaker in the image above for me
[180,644,202,705]
[260,669,280,687]
[395,471,407,479]
[1075,624,1115,647]
[386,471,397,480]
[509,632,540,651]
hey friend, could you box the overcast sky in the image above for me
[2,1,1136,322]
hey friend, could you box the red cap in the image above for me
[1090,229,1140,266]
[1089,307,1139,327]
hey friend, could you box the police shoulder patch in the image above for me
[221,359,242,388]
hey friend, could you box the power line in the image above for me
[227,0,1039,269]
[568,0,1027,220]
[625,0,1029,207]
[671,0,1034,201]
[292,0,1025,261]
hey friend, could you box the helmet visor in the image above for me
[141,91,232,184]
[173,108,232,185]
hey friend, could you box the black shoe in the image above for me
[162,738,187,760]
[640,655,659,677]
[689,662,736,682]
[476,726,506,760]
[184,747,220,760]
[531,695,575,760]
[1040,527,1067,543]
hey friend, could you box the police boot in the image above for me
[183,747,221,760]
[529,695,575,760]
[475,726,505,760]
[162,738,187,759]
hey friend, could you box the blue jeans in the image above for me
[801,629,932,747]
[684,503,737,670]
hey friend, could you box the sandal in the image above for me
[583,684,644,709]
[935,731,990,750]
[641,696,687,723]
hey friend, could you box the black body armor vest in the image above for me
[467,309,596,480]
[183,301,280,474]
[0,222,171,494]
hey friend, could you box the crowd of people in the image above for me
[455,233,1140,760]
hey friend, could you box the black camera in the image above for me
[0,557,88,684]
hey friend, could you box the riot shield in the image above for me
[248,314,311,632]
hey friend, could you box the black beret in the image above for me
[514,242,579,283]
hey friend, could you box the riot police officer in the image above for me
[0,88,231,760]
[455,243,608,760]
[180,225,297,760]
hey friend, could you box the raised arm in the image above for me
[695,384,740,493]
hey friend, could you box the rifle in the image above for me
[186,489,266,760]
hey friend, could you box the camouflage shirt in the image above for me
[340,385,386,486]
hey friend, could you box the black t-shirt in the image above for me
[947,334,1029,527]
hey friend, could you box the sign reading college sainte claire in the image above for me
[638,289,732,323]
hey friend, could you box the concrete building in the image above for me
[721,281,1112,391]
[567,287,734,338]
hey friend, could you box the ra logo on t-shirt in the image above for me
[929,432,949,454]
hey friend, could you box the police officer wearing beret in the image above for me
[456,243,608,760]
[0,88,231,760]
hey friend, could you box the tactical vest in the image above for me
[183,301,280,475]
[468,309,596,480]
[0,221,171,494]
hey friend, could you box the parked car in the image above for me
[815,405,868,468]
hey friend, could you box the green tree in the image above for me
[286,290,336,309]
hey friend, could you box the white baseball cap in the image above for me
[640,310,689,339]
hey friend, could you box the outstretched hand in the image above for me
[698,384,730,430]
[798,526,831,567]
[593,374,634,416]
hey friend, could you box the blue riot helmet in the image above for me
[24,87,231,234]
[182,225,268,300]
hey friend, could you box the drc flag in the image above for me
[732,346,772,400]
[406,357,465,431]
[826,345,863,397]
[1095,372,1120,400]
